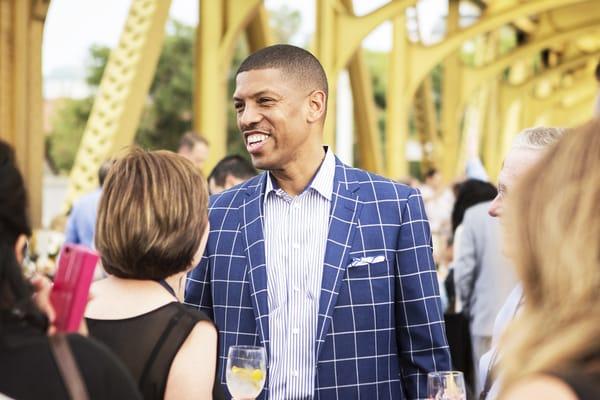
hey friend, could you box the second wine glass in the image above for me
[427,371,466,400]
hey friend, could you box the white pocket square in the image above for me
[349,255,386,267]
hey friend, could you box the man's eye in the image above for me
[258,98,273,104]
[234,103,244,111]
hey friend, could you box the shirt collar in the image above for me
[264,147,335,204]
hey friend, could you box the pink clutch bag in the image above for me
[50,244,98,332]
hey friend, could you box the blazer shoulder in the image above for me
[342,165,415,202]
[209,173,265,210]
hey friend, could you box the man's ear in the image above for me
[306,90,327,124]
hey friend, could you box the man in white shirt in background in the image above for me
[480,126,565,399]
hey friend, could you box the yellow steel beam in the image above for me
[501,53,597,129]
[459,23,600,107]
[314,0,417,156]
[495,90,523,178]
[64,0,172,212]
[221,0,264,63]
[440,0,461,181]
[245,3,274,52]
[530,79,596,116]
[315,0,592,177]
[478,30,503,179]
[195,0,225,173]
[335,0,416,73]
[386,12,409,178]
[314,0,339,148]
[347,52,385,174]
[340,0,383,174]
[492,71,594,178]
[542,92,597,127]
[0,0,48,227]
[481,80,501,179]
[542,1,600,31]
[194,0,264,173]
[413,77,439,173]
[506,51,600,95]
[408,0,593,94]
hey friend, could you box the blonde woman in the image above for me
[499,119,600,399]
[85,149,217,400]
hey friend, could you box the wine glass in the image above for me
[427,371,466,400]
[226,345,267,400]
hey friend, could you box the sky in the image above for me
[42,0,451,77]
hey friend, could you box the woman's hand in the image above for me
[30,274,90,336]
[30,274,57,335]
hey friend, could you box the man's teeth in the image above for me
[247,134,268,145]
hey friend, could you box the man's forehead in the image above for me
[504,147,543,169]
[234,69,284,95]
[234,68,308,99]
[500,147,544,182]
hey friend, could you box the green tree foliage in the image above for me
[46,97,94,173]
[47,20,196,172]
[269,5,302,44]
[47,9,302,172]
[135,20,195,150]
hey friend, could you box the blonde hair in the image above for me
[95,148,209,280]
[499,119,600,391]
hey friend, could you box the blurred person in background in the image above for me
[451,180,517,388]
[480,126,565,399]
[177,132,209,170]
[499,119,600,399]
[64,159,113,249]
[0,140,141,400]
[421,168,454,266]
[85,149,218,400]
[207,154,257,195]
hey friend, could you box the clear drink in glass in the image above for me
[226,345,267,400]
[427,371,466,400]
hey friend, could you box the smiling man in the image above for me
[185,44,451,400]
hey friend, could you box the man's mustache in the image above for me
[241,123,270,134]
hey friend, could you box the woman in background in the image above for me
[85,148,217,400]
[0,140,141,399]
[499,119,600,399]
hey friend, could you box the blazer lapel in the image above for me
[239,173,270,353]
[315,161,363,360]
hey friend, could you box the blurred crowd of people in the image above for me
[1,44,598,400]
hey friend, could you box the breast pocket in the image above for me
[344,253,393,300]
[346,254,390,279]
[339,253,394,331]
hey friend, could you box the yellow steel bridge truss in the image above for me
[1,0,599,226]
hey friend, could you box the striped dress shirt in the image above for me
[264,148,335,400]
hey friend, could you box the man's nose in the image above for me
[238,104,262,128]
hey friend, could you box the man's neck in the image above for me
[271,146,326,196]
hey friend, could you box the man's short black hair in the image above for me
[208,155,257,187]
[595,60,600,82]
[236,44,328,97]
